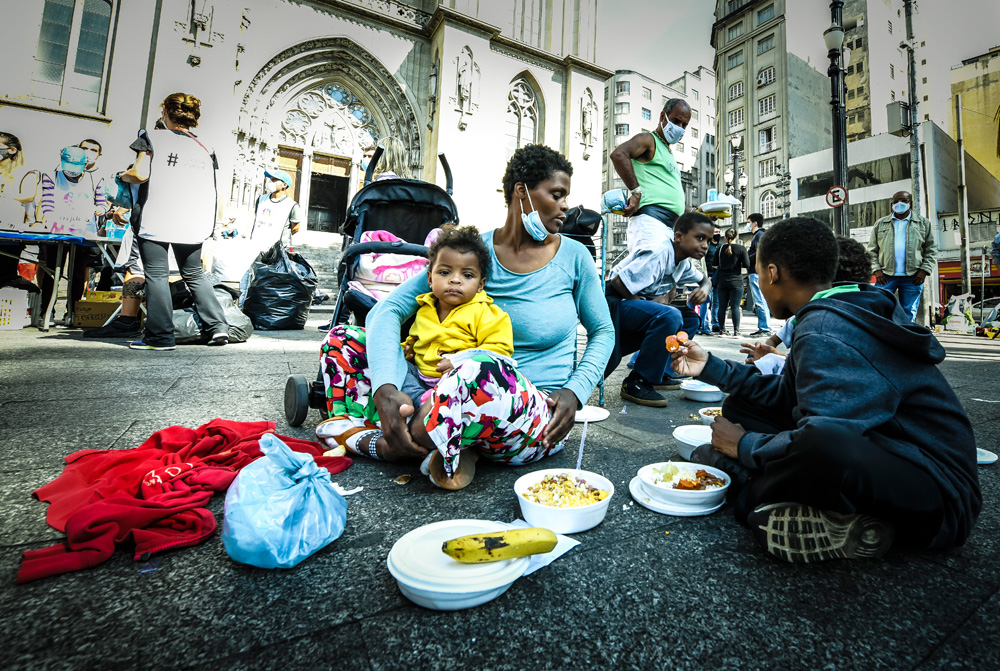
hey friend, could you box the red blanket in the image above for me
[18,419,351,584]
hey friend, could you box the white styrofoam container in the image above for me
[0,288,31,330]
[514,469,614,534]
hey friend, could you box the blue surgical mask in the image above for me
[745,222,753,233]
[361,157,369,172]
[662,118,685,144]
[892,201,910,216]
[519,191,549,241]
[63,170,83,180]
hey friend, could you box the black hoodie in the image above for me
[699,283,980,549]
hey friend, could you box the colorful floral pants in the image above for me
[320,325,562,475]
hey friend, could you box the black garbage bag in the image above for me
[170,287,254,344]
[242,245,318,330]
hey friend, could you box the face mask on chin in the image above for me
[519,191,549,242]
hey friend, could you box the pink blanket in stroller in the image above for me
[348,229,441,300]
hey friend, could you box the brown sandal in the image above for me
[316,417,373,455]
[427,450,478,491]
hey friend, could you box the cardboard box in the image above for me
[85,290,123,302]
[73,300,121,328]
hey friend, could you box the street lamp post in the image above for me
[726,134,744,225]
[775,164,792,218]
[825,1,850,237]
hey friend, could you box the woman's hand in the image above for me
[710,417,745,459]
[373,384,429,462]
[670,340,709,377]
[540,388,578,448]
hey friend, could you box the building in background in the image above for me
[789,122,1000,305]
[1,0,610,236]
[711,0,830,228]
[949,45,1000,182]
[601,67,716,257]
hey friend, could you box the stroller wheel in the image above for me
[284,374,310,427]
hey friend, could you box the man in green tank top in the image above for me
[610,98,691,230]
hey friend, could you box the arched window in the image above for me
[505,78,540,158]
[32,0,114,112]
[760,190,778,219]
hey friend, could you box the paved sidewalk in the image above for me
[1,315,998,671]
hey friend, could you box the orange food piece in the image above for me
[664,335,679,352]
[676,331,689,344]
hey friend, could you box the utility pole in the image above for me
[956,94,972,295]
[904,0,928,323]
[825,0,849,237]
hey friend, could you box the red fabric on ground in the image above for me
[18,419,351,584]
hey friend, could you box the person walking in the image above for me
[716,227,751,337]
[867,191,937,323]
[117,92,228,351]
[746,213,772,336]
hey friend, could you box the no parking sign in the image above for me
[826,186,847,208]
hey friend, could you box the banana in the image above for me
[441,527,558,563]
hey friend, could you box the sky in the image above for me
[594,0,1000,87]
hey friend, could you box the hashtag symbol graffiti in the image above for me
[167,153,179,166]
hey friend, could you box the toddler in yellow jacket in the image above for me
[401,224,513,395]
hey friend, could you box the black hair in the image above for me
[834,235,873,283]
[674,211,713,235]
[662,98,689,115]
[757,217,838,284]
[428,224,491,280]
[502,144,573,206]
[748,212,764,227]
[78,139,102,154]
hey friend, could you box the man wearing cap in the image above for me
[251,169,302,251]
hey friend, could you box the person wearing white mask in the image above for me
[867,191,937,323]
[609,97,691,235]
[251,169,302,251]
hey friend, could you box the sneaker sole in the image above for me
[129,343,175,351]
[652,382,683,391]
[620,389,669,407]
[748,502,894,564]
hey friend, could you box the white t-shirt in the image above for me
[252,194,300,249]
[608,213,703,299]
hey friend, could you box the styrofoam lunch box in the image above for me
[680,380,724,403]
[387,519,530,611]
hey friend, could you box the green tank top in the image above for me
[632,133,685,216]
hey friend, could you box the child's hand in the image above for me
[436,357,454,374]
[403,344,415,362]
[670,340,709,378]
[739,341,778,363]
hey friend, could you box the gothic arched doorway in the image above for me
[235,38,422,232]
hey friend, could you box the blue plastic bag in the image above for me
[601,188,628,215]
[222,434,347,569]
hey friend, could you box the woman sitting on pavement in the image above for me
[318,144,614,476]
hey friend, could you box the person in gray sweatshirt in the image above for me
[672,217,980,564]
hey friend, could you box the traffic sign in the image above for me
[826,186,847,208]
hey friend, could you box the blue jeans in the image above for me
[879,275,922,322]
[747,273,771,331]
[698,294,713,333]
[617,299,700,384]
[710,285,719,328]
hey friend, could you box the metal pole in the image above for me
[733,143,740,226]
[981,247,988,322]
[955,94,971,295]
[904,0,921,217]
[828,0,848,237]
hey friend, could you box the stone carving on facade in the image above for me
[580,88,597,160]
[427,53,439,130]
[452,46,479,130]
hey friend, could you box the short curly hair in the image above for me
[834,235,873,283]
[502,144,573,206]
[427,224,491,280]
[757,217,839,284]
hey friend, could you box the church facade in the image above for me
[1,0,610,233]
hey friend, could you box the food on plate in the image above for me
[648,462,727,491]
[441,527,558,563]
[522,473,610,508]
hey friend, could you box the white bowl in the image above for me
[698,407,723,425]
[387,519,530,611]
[637,461,730,508]
[680,380,724,403]
[672,424,713,460]
[513,468,614,534]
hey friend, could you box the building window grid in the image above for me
[615,102,630,114]
[757,34,775,55]
[616,81,630,95]
[758,4,774,24]
[728,23,744,42]
[759,158,777,179]
[642,87,651,100]
[758,94,776,118]
[760,191,778,218]
[728,50,744,69]
[641,107,651,120]
[758,66,776,86]
[728,80,744,101]
[728,107,744,129]
[32,0,114,112]
[615,123,629,136]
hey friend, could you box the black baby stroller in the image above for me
[283,150,459,426]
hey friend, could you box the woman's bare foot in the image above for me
[427,450,478,491]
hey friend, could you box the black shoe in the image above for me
[83,317,142,339]
[653,371,690,390]
[620,377,669,407]
[747,502,895,564]
[749,329,772,337]
[208,331,229,346]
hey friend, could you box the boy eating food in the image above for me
[671,217,980,563]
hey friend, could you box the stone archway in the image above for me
[232,37,423,221]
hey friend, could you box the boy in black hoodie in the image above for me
[673,217,980,563]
